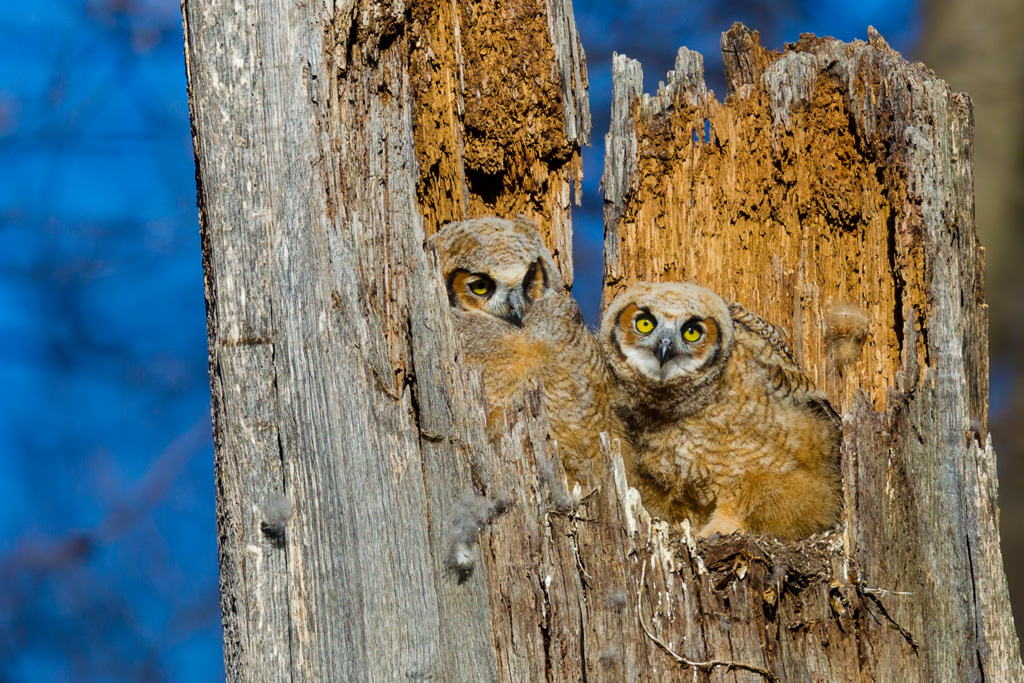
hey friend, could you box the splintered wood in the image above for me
[409,0,589,287]
[603,23,1019,682]
[605,26,958,417]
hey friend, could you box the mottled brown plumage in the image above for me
[430,216,628,484]
[600,281,842,540]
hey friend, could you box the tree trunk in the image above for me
[602,24,1022,681]
[918,0,1024,627]
[183,0,586,679]
[184,0,1021,678]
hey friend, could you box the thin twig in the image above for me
[576,487,600,505]
[636,564,779,683]
[859,589,920,653]
[548,509,598,523]
[846,576,919,651]
[571,529,593,583]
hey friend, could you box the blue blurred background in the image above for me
[2,0,1020,680]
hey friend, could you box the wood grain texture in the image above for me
[185,0,587,679]
[603,22,1021,681]
[410,0,589,286]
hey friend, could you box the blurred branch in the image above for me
[0,416,210,580]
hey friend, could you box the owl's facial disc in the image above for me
[446,259,550,328]
[615,303,719,382]
[654,317,719,381]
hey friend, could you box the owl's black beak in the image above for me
[506,306,523,328]
[504,290,526,328]
[655,336,677,366]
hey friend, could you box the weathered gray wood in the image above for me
[185,0,591,679]
[602,22,1022,681]
[547,0,592,149]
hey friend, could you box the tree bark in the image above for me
[918,0,1024,627]
[185,0,1021,678]
[184,0,588,679]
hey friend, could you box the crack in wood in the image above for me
[636,564,780,682]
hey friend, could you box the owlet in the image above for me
[600,281,842,540]
[430,216,627,484]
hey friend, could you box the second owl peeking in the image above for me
[430,216,841,541]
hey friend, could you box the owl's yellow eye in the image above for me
[635,315,656,335]
[468,277,493,296]
[683,325,702,342]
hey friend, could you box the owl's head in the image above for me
[601,281,734,390]
[430,216,562,328]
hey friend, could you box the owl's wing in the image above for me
[728,303,797,364]
[728,303,841,429]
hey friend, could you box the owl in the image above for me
[600,281,841,540]
[430,216,628,484]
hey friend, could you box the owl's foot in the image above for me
[697,508,745,538]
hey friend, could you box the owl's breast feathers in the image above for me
[527,295,628,479]
[457,293,626,483]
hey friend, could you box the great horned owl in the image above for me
[600,281,842,540]
[430,216,627,484]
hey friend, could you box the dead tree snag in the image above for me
[604,23,1021,681]
[184,0,585,679]
[184,0,1020,674]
